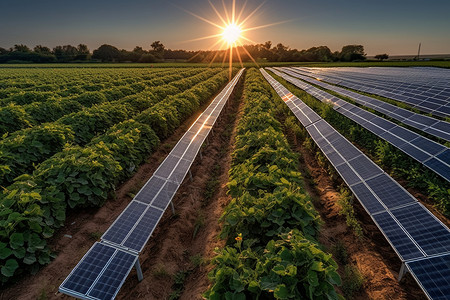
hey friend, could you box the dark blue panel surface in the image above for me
[391,204,450,256]
[134,176,166,204]
[366,174,417,209]
[88,250,137,300]
[409,136,446,156]
[424,158,450,182]
[407,254,450,300]
[347,155,383,181]
[350,182,385,214]
[123,206,164,252]
[335,163,361,186]
[102,201,147,245]
[60,243,116,295]
[372,212,424,261]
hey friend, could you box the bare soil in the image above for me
[0,76,244,300]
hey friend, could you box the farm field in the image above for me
[1,65,449,300]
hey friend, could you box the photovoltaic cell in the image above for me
[350,182,385,214]
[391,204,450,256]
[122,206,164,252]
[407,254,450,300]
[366,174,417,209]
[335,162,362,186]
[347,155,383,181]
[372,212,424,261]
[102,201,147,246]
[134,176,166,204]
[409,136,446,156]
[59,243,138,300]
[87,250,137,300]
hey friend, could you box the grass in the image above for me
[89,231,102,241]
[168,270,192,300]
[152,264,171,278]
[1,60,449,69]
[342,265,366,298]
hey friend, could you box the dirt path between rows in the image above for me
[290,133,427,300]
[0,75,244,300]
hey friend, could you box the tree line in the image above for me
[0,41,371,63]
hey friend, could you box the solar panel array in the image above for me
[59,69,245,300]
[261,68,450,300]
[283,67,450,142]
[294,67,450,118]
[268,67,450,182]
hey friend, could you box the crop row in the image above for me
[0,68,235,282]
[268,71,450,216]
[0,68,209,135]
[0,68,224,187]
[205,69,341,299]
[0,68,179,93]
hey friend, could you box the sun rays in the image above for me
[178,0,287,80]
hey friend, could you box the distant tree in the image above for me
[150,41,165,59]
[34,45,52,54]
[52,45,79,61]
[263,41,272,50]
[138,53,158,63]
[339,45,366,61]
[374,53,389,61]
[151,41,165,53]
[0,47,8,55]
[133,46,145,54]
[13,44,31,52]
[92,44,121,62]
[76,44,90,60]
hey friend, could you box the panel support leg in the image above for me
[206,137,210,146]
[170,201,175,214]
[135,260,144,282]
[199,151,203,160]
[398,263,407,281]
[189,170,193,182]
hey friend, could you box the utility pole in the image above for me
[417,42,421,60]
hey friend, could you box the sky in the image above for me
[0,0,449,55]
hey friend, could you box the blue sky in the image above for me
[1,0,449,55]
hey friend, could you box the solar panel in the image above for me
[347,155,383,181]
[102,201,147,247]
[391,203,450,256]
[407,254,450,300]
[274,68,450,182]
[134,176,166,204]
[335,162,362,186]
[59,242,138,300]
[283,67,450,142]
[397,143,431,163]
[122,206,164,252]
[424,158,450,182]
[372,212,425,261]
[349,182,385,214]
[366,174,417,209]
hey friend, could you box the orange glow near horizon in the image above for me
[178,0,289,80]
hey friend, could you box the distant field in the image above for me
[1,60,450,68]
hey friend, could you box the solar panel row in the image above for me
[271,68,450,183]
[59,69,245,300]
[261,68,450,300]
[294,67,450,118]
[284,67,450,142]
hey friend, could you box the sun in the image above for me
[178,0,289,79]
[222,23,241,45]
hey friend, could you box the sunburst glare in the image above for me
[177,0,289,80]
